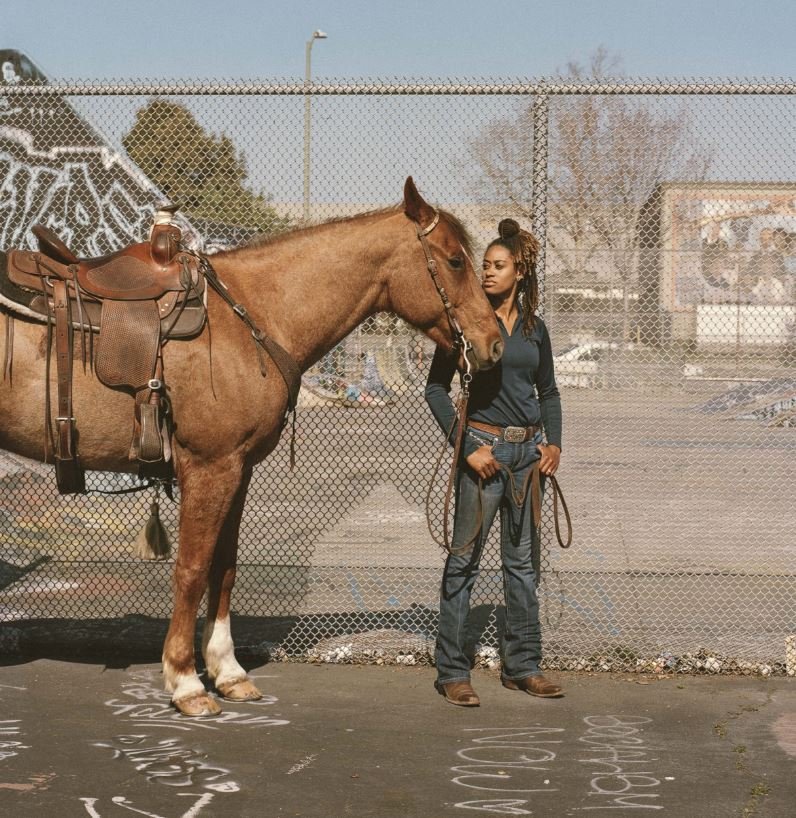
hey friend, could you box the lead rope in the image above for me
[426,384,573,559]
[425,342,481,556]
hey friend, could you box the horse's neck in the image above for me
[214,215,399,370]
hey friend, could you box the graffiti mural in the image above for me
[0,49,198,255]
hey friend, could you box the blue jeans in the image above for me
[435,428,543,685]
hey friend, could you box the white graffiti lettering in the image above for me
[286,753,318,775]
[578,716,663,810]
[0,720,29,761]
[80,792,214,818]
[454,799,534,814]
[0,143,153,254]
[0,719,23,735]
[95,735,239,792]
[450,726,561,810]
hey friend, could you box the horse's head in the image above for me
[396,177,503,373]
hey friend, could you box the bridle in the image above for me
[415,211,474,382]
[416,210,477,551]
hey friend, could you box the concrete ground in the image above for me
[0,647,794,818]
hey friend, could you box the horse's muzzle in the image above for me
[463,337,503,373]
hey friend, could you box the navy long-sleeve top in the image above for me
[424,313,562,459]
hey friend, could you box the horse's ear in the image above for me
[403,176,436,228]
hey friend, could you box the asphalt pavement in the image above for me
[0,646,794,818]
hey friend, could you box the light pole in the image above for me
[303,29,327,223]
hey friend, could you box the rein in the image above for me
[426,419,573,561]
[417,209,489,555]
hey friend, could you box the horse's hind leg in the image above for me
[202,466,263,702]
[162,453,244,717]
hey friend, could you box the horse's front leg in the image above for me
[202,466,262,702]
[162,454,244,716]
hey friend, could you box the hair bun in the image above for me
[498,218,520,239]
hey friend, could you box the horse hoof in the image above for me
[172,693,222,717]
[216,679,263,702]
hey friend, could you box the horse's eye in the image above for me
[448,256,464,270]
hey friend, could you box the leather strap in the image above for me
[468,419,540,442]
[197,253,301,411]
[415,214,468,358]
[425,373,472,555]
[53,279,74,457]
[51,278,85,493]
[195,251,302,468]
[3,313,12,383]
[427,429,573,559]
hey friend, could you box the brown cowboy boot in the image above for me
[436,680,480,707]
[502,675,564,698]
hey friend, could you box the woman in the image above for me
[425,218,563,707]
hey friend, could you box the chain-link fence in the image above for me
[1,71,794,675]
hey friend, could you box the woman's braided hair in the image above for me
[486,218,541,338]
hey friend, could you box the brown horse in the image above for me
[0,177,502,715]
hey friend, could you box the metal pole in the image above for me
[7,79,793,96]
[531,93,550,314]
[302,39,313,223]
[302,31,327,224]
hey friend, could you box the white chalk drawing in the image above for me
[451,727,562,796]
[286,753,318,775]
[451,719,663,813]
[0,720,23,735]
[454,800,533,815]
[80,793,214,818]
[0,720,29,762]
[94,735,239,792]
[104,673,290,731]
[578,715,663,811]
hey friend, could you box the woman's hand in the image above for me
[536,443,561,476]
[465,445,500,480]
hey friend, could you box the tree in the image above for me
[122,99,290,235]
[469,49,712,340]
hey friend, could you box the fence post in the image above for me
[531,92,550,314]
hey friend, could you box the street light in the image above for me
[303,29,327,223]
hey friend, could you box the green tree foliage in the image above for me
[123,99,289,234]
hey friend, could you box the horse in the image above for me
[0,177,503,716]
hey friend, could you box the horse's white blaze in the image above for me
[203,615,247,687]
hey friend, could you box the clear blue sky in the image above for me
[4,0,795,80]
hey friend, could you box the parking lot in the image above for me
[1,644,794,818]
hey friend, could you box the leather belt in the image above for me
[468,419,539,443]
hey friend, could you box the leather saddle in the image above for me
[1,207,207,493]
[5,220,205,339]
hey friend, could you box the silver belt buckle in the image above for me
[503,426,526,443]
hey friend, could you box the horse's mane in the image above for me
[217,205,474,259]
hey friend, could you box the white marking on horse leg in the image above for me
[162,659,206,702]
[202,615,246,688]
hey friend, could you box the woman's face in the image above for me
[482,244,521,299]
